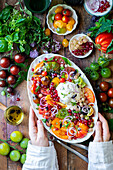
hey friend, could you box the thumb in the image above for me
[37,120,45,138]
[93,121,103,142]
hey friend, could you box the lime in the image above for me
[20,138,29,149]
[20,154,26,164]
[0,143,10,156]
[10,131,23,143]
[9,150,20,161]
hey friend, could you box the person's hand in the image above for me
[93,113,110,142]
[29,106,49,147]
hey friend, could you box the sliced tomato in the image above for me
[84,87,95,103]
[64,66,75,74]
[41,88,49,95]
[39,106,45,115]
[42,112,51,119]
[52,56,66,66]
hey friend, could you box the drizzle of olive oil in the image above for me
[4,106,24,125]
[29,0,46,11]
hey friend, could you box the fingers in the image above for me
[37,120,45,138]
[93,121,103,142]
[98,113,110,141]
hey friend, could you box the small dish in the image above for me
[69,33,93,59]
[46,4,78,35]
[84,0,112,16]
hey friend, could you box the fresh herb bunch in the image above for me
[0,5,50,54]
[88,15,113,37]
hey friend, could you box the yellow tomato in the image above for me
[62,39,69,47]
[55,20,64,28]
[55,6,64,13]
[68,17,75,26]
[66,23,73,31]
[53,20,58,28]
[44,28,51,36]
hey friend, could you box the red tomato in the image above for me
[109,98,113,108]
[84,87,95,103]
[60,78,65,83]
[42,71,47,76]
[99,93,107,102]
[95,32,113,54]
[108,88,113,98]
[55,13,62,20]
[39,106,46,115]
[99,81,109,91]
[62,16,69,23]
[41,88,49,95]
[10,65,20,75]
[62,9,71,16]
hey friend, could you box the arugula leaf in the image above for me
[44,56,55,62]
[108,119,113,131]
[62,57,71,66]
[106,39,113,53]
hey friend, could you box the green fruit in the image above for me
[20,138,29,149]
[10,131,23,143]
[101,68,111,78]
[90,63,99,71]
[0,143,10,156]
[98,56,109,67]
[20,154,26,164]
[90,71,99,81]
[56,27,67,34]
[9,150,20,161]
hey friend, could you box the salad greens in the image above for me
[0,5,50,54]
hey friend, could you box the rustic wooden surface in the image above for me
[0,0,113,170]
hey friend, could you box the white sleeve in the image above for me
[88,141,113,170]
[22,141,59,170]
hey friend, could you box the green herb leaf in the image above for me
[35,86,40,92]
[62,57,71,66]
[106,39,113,53]
[42,119,47,123]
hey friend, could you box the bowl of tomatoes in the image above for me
[47,4,78,35]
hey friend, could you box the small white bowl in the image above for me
[69,33,93,59]
[46,4,78,36]
[84,0,112,16]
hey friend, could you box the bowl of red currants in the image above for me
[69,34,93,59]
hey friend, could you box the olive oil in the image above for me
[4,106,24,125]
[29,0,46,11]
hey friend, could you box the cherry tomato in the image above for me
[0,57,10,68]
[109,98,113,108]
[55,13,62,20]
[14,54,25,63]
[7,87,13,93]
[0,80,6,87]
[62,9,71,16]
[100,81,109,91]
[44,28,51,36]
[101,68,111,78]
[0,70,7,78]
[60,78,65,83]
[90,63,99,71]
[108,88,113,98]
[98,56,109,67]
[90,71,99,81]
[62,39,69,47]
[7,75,16,85]
[42,71,47,76]
[62,16,69,23]
[99,93,107,102]
[10,65,20,75]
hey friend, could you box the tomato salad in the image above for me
[30,56,95,140]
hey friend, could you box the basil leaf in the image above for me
[0,39,8,52]
[5,35,13,42]
[106,39,113,53]
[62,57,71,66]
[12,32,19,42]
[19,45,25,52]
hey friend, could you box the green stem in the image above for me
[0,139,25,153]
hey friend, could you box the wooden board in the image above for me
[0,0,113,170]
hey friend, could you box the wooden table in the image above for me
[0,0,113,170]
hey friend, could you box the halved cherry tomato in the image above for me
[42,71,47,76]
[84,87,95,103]
[39,106,46,115]
[62,16,69,23]
[41,88,49,95]
[60,78,65,83]
[55,13,62,20]
[62,9,71,16]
